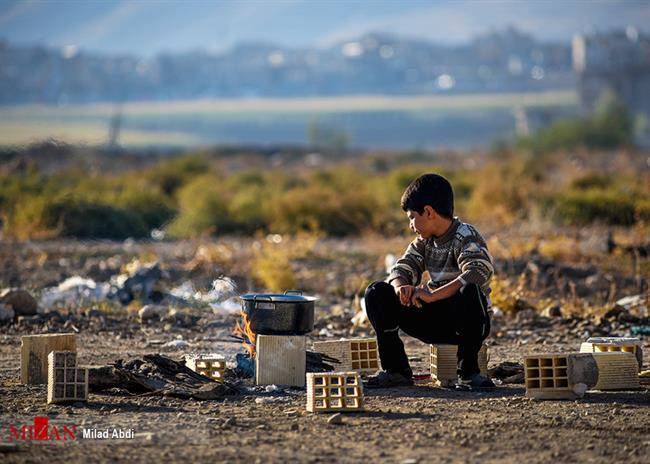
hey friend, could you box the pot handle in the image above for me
[284,290,303,295]
[253,295,273,309]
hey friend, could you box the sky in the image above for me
[0,0,649,55]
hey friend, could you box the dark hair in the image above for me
[400,173,454,218]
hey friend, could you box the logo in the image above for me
[8,417,77,442]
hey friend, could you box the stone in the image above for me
[138,305,168,322]
[327,413,343,425]
[542,305,562,318]
[0,288,38,316]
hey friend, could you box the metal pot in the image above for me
[240,290,317,335]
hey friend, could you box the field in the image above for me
[0,90,577,149]
[0,105,648,462]
[0,231,648,463]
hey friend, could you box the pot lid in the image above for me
[240,292,318,303]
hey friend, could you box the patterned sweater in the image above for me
[387,217,494,296]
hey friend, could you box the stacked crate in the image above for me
[47,351,88,404]
[185,354,226,381]
[430,344,488,387]
[580,337,642,369]
[306,372,364,413]
[312,338,379,373]
[524,352,597,400]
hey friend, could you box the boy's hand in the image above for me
[410,287,435,308]
[395,285,416,306]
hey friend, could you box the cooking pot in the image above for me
[240,290,316,335]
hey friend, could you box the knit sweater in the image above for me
[387,217,494,296]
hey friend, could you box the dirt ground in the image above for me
[0,236,648,463]
[1,326,648,464]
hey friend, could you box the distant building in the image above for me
[573,27,650,117]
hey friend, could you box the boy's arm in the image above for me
[387,238,427,288]
[411,233,493,307]
[456,236,494,287]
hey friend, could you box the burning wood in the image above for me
[233,311,256,358]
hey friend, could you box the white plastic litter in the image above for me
[39,276,111,311]
[163,340,189,349]
[169,277,241,314]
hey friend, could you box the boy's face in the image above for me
[406,208,436,239]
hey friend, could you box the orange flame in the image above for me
[233,311,257,358]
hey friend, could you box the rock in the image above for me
[542,304,562,318]
[223,417,236,427]
[572,383,588,398]
[515,308,537,324]
[290,422,299,431]
[0,303,15,322]
[0,288,38,316]
[139,305,168,322]
[327,413,343,425]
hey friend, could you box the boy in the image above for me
[364,173,494,390]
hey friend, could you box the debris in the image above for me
[112,261,164,304]
[39,277,110,311]
[1,288,38,316]
[306,351,340,372]
[265,384,280,393]
[138,304,169,322]
[234,353,255,378]
[88,354,239,400]
[614,294,646,313]
[488,361,524,383]
[163,340,189,350]
[327,413,344,425]
[630,325,650,337]
[255,396,283,404]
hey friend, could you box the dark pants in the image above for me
[364,281,491,378]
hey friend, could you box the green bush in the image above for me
[166,175,234,237]
[553,189,637,226]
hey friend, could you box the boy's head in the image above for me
[400,173,454,239]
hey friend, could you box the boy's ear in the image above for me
[423,205,437,219]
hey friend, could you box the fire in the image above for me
[233,311,257,358]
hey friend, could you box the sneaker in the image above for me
[455,373,496,391]
[364,370,414,388]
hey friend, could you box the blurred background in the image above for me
[0,0,648,244]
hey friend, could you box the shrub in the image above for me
[166,174,234,237]
[552,189,636,226]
